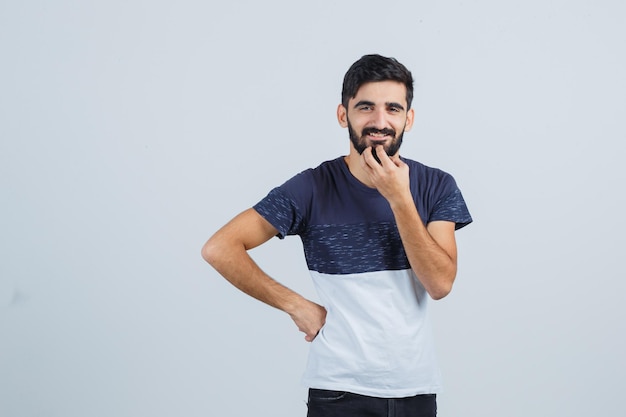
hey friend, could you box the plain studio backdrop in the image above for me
[1,1,624,416]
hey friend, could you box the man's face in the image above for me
[338,80,414,158]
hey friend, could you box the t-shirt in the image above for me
[253,156,472,398]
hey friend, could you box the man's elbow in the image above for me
[428,272,456,300]
[429,283,452,300]
[201,236,223,267]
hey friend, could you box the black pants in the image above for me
[306,389,437,417]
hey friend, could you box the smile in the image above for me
[367,132,389,139]
[362,127,396,139]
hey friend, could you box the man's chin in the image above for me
[369,144,393,156]
[360,141,388,154]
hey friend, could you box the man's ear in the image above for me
[404,108,415,132]
[337,104,348,128]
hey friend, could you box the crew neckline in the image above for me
[336,156,382,195]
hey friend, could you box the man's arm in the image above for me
[201,208,326,341]
[362,146,458,300]
[389,203,457,300]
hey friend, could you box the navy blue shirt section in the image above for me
[254,157,472,275]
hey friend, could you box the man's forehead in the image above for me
[350,81,407,104]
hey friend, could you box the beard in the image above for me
[348,120,405,158]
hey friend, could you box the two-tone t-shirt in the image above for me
[253,156,472,397]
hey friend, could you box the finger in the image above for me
[374,145,395,167]
[305,330,318,342]
[389,153,403,166]
[362,146,376,167]
[371,145,383,166]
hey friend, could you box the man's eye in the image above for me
[359,106,372,111]
[389,107,401,112]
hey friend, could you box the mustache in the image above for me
[361,127,396,137]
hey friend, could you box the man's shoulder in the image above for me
[286,156,345,183]
[276,157,344,194]
[310,156,345,172]
[402,157,453,180]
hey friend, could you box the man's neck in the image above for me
[343,153,376,189]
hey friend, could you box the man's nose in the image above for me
[369,108,388,129]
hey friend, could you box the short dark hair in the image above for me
[341,54,414,109]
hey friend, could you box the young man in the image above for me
[202,54,472,417]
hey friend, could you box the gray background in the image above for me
[1,1,625,416]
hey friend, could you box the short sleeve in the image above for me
[253,180,308,239]
[429,187,473,230]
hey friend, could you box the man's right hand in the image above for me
[202,209,327,342]
[289,300,327,342]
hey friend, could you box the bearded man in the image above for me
[202,54,473,417]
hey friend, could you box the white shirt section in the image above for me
[301,269,443,397]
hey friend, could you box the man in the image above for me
[202,54,472,417]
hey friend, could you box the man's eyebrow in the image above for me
[387,102,405,111]
[353,100,406,111]
[353,100,375,109]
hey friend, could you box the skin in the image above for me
[202,80,459,342]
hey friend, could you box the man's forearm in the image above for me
[389,195,457,300]
[202,230,326,341]
[203,239,304,314]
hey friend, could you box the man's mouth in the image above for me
[362,128,395,140]
[368,133,389,140]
